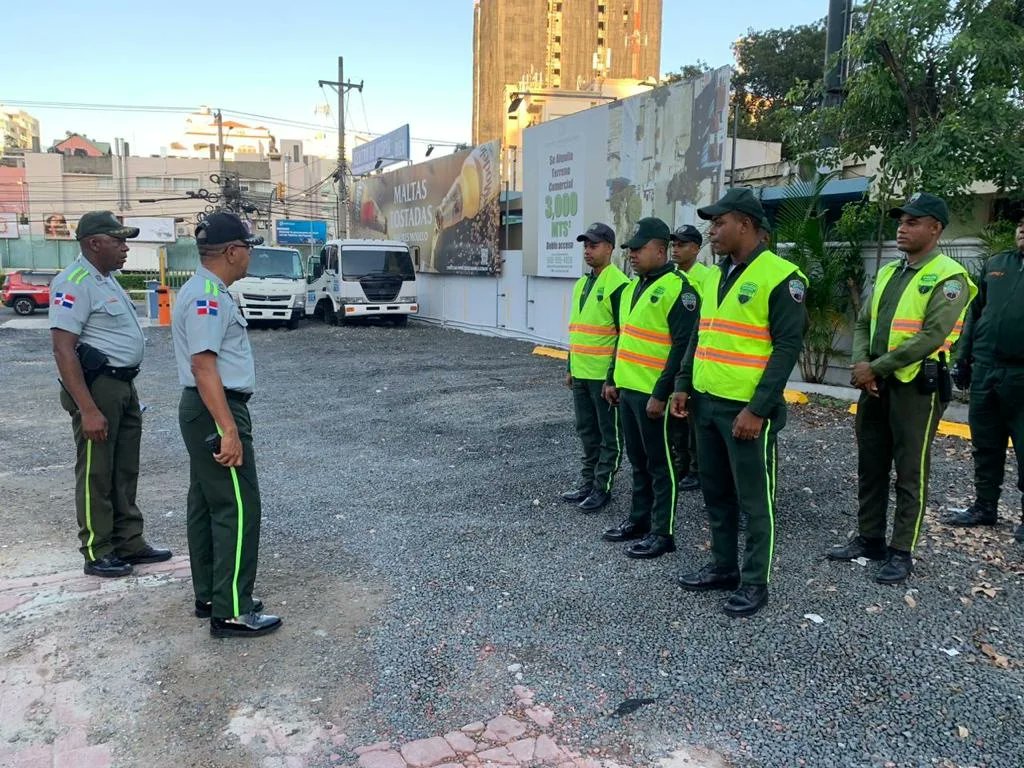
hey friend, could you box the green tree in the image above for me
[774,172,866,383]
[661,61,711,84]
[731,20,827,146]
[790,0,1024,202]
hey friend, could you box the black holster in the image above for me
[76,343,110,388]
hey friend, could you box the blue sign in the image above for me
[276,220,328,245]
[351,124,410,176]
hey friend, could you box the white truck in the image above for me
[304,239,418,326]
[229,245,307,329]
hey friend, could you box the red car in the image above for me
[2,269,60,315]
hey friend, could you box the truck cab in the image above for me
[229,245,306,329]
[304,239,418,326]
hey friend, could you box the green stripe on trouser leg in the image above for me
[693,394,784,585]
[62,377,146,562]
[178,388,262,620]
[618,388,676,536]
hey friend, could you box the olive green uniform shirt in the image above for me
[853,251,970,377]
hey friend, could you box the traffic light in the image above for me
[276,182,286,202]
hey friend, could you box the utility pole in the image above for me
[318,56,363,238]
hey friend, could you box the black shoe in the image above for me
[83,555,133,578]
[119,545,173,565]
[943,502,998,527]
[723,585,768,617]
[561,485,593,503]
[678,473,701,491]
[210,612,283,638]
[677,563,740,591]
[602,519,649,542]
[827,535,887,561]
[876,550,913,584]
[578,490,610,512]
[625,533,676,559]
[195,598,264,619]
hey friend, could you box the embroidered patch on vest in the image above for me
[788,279,806,303]
[650,285,666,303]
[680,292,698,311]
[738,281,758,304]
[596,289,605,301]
[942,280,963,300]
[919,273,939,284]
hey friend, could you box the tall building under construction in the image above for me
[472,0,662,145]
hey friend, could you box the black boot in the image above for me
[827,535,887,561]
[561,485,592,503]
[876,550,913,584]
[943,500,998,527]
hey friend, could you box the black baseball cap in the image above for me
[888,192,949,227]
[622,217,672,249]
[697,188,766,223]
[670,224,702,246]
[576,222,615,247]
[76,211,139,240]
[195,211,264,247]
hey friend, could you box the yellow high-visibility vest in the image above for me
[613,270,687,394]
[693,251,805,402]
[869,254,978,382]
[568,264,630,380]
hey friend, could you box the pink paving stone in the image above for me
[53,726,89,753]
[533,735,565,764]
[358,749,407,768]
[512,685,535,700]
[53,744,112,768]
[356,742,393,756]
[435,764,464,768]
[507,738,535,763]
[0,594,31,613]
[1,746,52,768]
[524,706,555,729]
[444,731,478,754]
[330,756,342,762]
[482,715,527,743]
[400,737,456,768]
[461,722,485,734]
[476,746,518,766]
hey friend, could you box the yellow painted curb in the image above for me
[533,345,568,361]
[784,390,809,405]
[847,403,971,440]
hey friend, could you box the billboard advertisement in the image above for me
[0,212,18,239]
[352,140,501,275]
[43,212,74,239]
[276,219,328,245]
[122,216,175,243]
[523,67,733,277]
[351,124,411,176]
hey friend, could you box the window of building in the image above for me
[171,177,199,192]
[553,68,560,75]
[598,21,605,30]
[137,177,164,190]
[96,177,116,191]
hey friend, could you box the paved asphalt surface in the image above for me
[1,317,1021,768]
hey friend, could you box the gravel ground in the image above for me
[1,317,1022,768]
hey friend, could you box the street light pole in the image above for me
[318,56,363,239]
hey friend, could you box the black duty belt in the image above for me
[185,386,252,403]
[101,366,140,382]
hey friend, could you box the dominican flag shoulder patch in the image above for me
[195,299,219,316]
[52,292,75,309]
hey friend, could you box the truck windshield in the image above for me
[247,248,304,279]
[341,249,415,281]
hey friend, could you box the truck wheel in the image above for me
[287,316,300,330]
[13,297,36,316]
[391,315,408,327]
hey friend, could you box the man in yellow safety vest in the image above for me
[602,217,701,559]
[672,189,807,617]
[562,222,631,512]
[828,192,976,585]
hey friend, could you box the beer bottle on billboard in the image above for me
[434,143,499,232]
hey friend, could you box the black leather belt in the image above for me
[101,366,140,382]
[185,386,252,403]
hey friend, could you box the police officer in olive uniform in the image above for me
[173,211,281,638]
[602,217,701,559]
[561,223,630,512]
[668,225,709,492]
[673,189,807,617]
[829,193,977,584]
[944,212,1024,543]
[50,211,172,577]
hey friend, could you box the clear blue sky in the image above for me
[2,0,823,158]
